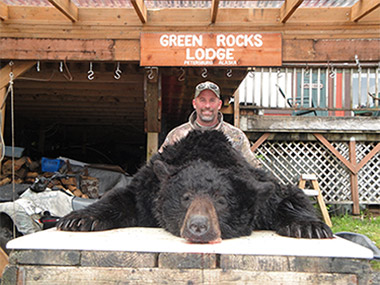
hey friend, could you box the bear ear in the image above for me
[153,160,171,182]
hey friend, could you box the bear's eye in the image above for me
[216,197,227,208]
[181,193,192,206]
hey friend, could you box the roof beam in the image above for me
[280,0,303,23]
[48,0,78,22]
[211,0,220,24]
[130,0,147,24]
[351,0,380,22]
[1,61,36,90]
[0,1,8,21]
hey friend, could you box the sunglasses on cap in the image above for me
[194,81,220,99]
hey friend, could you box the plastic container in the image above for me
[41,157,64,172]
[4,146,25,158]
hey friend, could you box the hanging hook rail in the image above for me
[114,62,122,80]
[355,55,362,74]
[62,58,73,81]
[146,67,158,80]
[88,62,95,81]
[248,67,255,78]
[178,67,185,82]
[201,67,208,78]
[328,63,336,78]
[59,62,64,73]
[304,64,310,75]
[277,68,282,78]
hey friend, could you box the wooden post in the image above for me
[0,247,8,278]
[147,132,158,161]
[144,68,161,161]
[233,88,240,128]
[311,179,333,227]
[349,137,360,215]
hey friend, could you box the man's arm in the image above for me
[158,125,191,153]
[240,134,262,168]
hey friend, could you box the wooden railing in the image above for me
[237,65,380,117]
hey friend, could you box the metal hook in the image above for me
[36,61,41,72]
[59,62,64,73]
[329,65,336,78]
[88,62,95,81]
[277,68,282,78]
[146,67,158,80]
[201,67,208,78]
[178,67,185,82]
[226,69,232,78]
[114,62,122,80]
[9,72,14,84]
[147,67,154,80]
[304,65,310,75]
[355,54,362,74]
[248,67,255,78]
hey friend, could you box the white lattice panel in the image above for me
[358,144,380,203]
[255,141,379,204]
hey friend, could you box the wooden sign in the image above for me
[140,32,282,67]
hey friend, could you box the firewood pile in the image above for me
[0,157,98,199]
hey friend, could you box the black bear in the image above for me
[57,130,332,243]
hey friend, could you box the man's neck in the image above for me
[195,119,218,129]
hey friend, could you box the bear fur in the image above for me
[57,130,332,242]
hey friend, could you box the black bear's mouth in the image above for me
[183,236,222,244]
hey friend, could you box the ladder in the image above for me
[298,174,332,227]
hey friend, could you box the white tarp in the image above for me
[0,188,73,235]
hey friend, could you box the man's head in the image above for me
[192,81,222,127]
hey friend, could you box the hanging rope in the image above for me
[2,65,18,239]
[9,68,17,239]
[0,71,15,163]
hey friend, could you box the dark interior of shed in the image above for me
[1,61,246,174]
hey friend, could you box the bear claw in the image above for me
[276,221,333,239]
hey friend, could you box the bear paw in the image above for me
[57,210,109,232]
[276,221,333,239]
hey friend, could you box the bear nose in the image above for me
[188,215,209,236]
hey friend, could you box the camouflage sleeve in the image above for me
[158,125,191,153]
[158,132,173,153]
[240,133,262,168]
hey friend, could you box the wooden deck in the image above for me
[1,228,377,285]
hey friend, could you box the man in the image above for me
[159,81,262,168]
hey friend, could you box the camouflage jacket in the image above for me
[159,111,262,168]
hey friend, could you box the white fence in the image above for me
[256,140,379,204]
[239,65,380,117]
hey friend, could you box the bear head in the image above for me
[152,159,273,243]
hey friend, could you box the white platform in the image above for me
[7,227,373,259]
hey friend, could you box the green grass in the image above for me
[331,213,380,271]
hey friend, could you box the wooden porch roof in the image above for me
[0,0,379,163]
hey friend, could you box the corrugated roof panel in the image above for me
[3,0,51,6]
[3,0,360,8]
[301,0,359,7]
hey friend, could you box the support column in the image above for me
[144,68,161,161]
[349,137,360,215]
[233,88,240,128]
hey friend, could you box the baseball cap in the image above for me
[194,81,220,99]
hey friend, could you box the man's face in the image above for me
[192,90,222,126]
